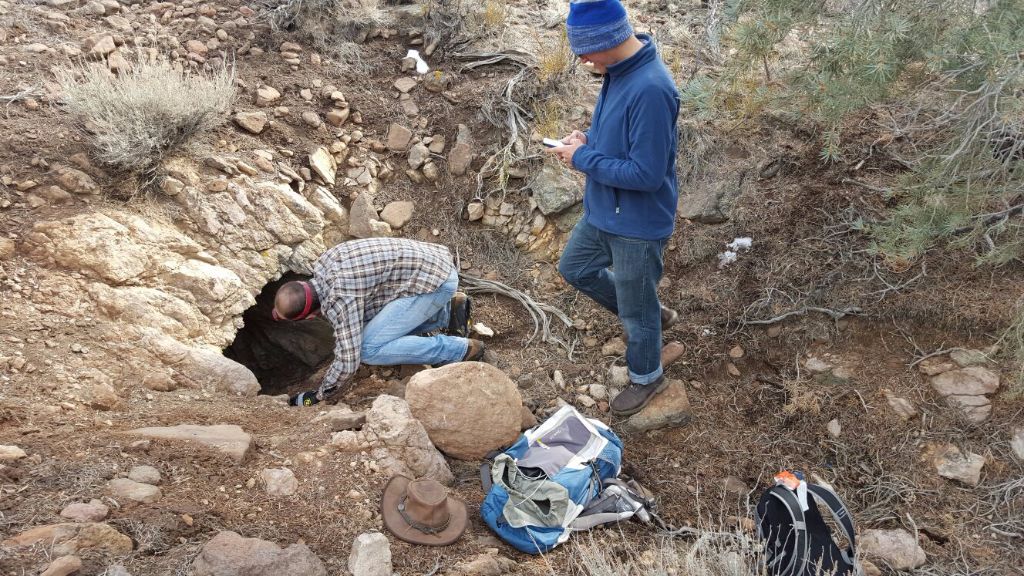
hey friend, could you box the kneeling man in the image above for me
[275,238,482,406]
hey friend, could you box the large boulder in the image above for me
[406,362,523,460]
[190,531,327,576]
[331,395,453,484]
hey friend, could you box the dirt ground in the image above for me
[1,0,1022,575]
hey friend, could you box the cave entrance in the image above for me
[224,273,335,396]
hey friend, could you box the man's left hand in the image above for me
[546,141,583,169]
[289,390,321,407]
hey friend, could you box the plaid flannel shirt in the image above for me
[310,238,455,399]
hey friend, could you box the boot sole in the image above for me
[611,377,670,418]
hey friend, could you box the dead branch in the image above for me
[739,306,863,326]
[458,273,577,359]
[907,347,969,368]
[841,178,891,194]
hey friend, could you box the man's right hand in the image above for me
[562,130,587,146]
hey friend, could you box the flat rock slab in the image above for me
[930,366,999,396]
[932,444,985,486]
[127,424,251,462]
[622,379,691,433]
[107,478,162,504]
[191,530,327,576]
[860,529,926,570]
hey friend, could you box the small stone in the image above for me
[0,238,15,260]
[622,380,692,433]
[348,532,392,576]
[61,500,109,522]
[826,419,841,438]
[608,365,629,388]
[106,478,162,504]
[309,147,337,185]
[1012,427,1024,461]
[185,39,208,55]
[407,143,430,169]
[728,345,745,359]
[233,111,267,134]
[589,384,608,400]
[883,390,918,420]
[804,356,832,373]
[726,363,741,377]
[393,77,417,93]
[466,201,484,221]
[0,445,27,461]
[428,135,446,154]
[260,468,298,496]
[301,111,322,128]
[950,348,991,367]
[601,337,626,357]
[326,108,350,126]
[91,36,116,56]
[932,444,985,486]
[128,465,161,485]
[256,86,281,106]
[577,395,596,408]
[386,123,413,151]
[918,356,957,376]
[40,555,82,576]
[380,201,414,230]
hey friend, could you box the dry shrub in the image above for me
[57,60,234,176]
[267,0,381,44]
[482,0,508,30]
[537,28,575,85]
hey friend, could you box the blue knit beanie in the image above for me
[566,0,634,56]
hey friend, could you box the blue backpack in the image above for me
[480,406,652,554]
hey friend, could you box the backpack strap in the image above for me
[807,484,857,568]
[479,449,502,493]
[757,485,810,576]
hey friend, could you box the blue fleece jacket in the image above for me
[571,35,679,241]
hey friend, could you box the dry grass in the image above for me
[482,0,508,30]
[570,528,763,576]
[537,29,575,85]
[57,60,234,177]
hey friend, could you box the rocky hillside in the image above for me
[1,0,1022,575]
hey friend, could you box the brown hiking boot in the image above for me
[610,376,669,417]
[462,339,486,361]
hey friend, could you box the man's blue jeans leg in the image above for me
[360,270,468,366]
[559,220,666,385]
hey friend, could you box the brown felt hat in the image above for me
[380,475,468,546]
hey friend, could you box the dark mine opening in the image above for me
[224,273,335,396]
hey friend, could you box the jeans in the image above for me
[559,219,667,385]
[360,268,468,366]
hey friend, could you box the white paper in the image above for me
[727,237,752,251]
[405,49,430,74]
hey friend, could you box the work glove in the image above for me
[289,390,321,407]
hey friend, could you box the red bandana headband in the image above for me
[273,281,314,321]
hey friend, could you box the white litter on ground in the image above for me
[727,237,753,251]
[406,50,430,74]
[717,250,738,269]
[718,237,752,269]
[472,322,495,337]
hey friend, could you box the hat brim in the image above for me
[380,475,468,546]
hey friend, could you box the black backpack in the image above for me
[755,476,861,576]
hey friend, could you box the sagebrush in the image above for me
[58,60,234,176]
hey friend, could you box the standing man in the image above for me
[548,0,681,417]
[276,238,481,407]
